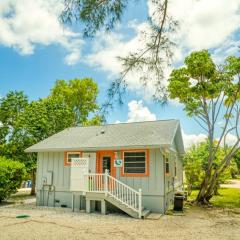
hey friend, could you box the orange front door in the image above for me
[96,151,116,177]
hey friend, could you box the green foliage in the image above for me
[16,97,75,144]
[0,91,33,171]
[0,91,28,128]
[0,157,26,202]
[189,188,240,209]
[50,78,101,125]
[234,151,240,173]
[184,143,207,193]
[184,141,238,194]
[0,91,29,144]
[62,0,130,37]
[0,78,102,179]
[168,50,233,117]
[168,50,240,203]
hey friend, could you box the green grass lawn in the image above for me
[188,188,240,209]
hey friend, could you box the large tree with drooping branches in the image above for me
[62,0,175,116]
[168,50,240,204]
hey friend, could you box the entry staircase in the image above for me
[70,158,150,219]
[84,171,150,219]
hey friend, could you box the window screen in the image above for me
[124,151,146,174]
[174,161,177,177]
[67,153,81,163]
[102,156,111,174]
[164,155,170,174]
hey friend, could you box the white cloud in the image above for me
[127,100,157,122]
[85,0,240,99]
[165,0,240,49]
[115,100,157,123]
[0,0,83,65]
[182,131,207,149]
[166,0,240,63]
[220,133,238,147]
[85,22,169,99]
[182,131,239,149]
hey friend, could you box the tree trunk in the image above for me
[196,173,211,204]
[187,183,192,196]
[214,184,220,195]
[30,170,36,196]
[196,171,220,204]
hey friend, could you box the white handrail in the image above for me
[84,170,142,218]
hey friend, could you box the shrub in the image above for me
[0,157,26,202]
[184,141,238,196]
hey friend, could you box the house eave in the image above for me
[25,144,171,153]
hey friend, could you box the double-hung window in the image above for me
[121,150,149,176]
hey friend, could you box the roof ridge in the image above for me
[68,119,179,129]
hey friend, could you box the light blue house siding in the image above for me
[36,146,183,213]
[27,120,185,215]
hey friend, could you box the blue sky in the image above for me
[0,0,240,147]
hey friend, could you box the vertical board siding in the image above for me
[48,152,54,171]
[58,152,64,188]
[63,153,70,189]
[172,137,183,185]
[157,150,164,194]
[38,152,71,191]
[164,136,184,194]
[37,149,166,195]
[118,149,164,195]
[36,153,43,190]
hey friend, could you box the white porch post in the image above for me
[72,193,74,212]
[101,200,106,215]
[104,169,109,195]
[86,199,91,213]
[84,174,88,192]
[138,188,142,219]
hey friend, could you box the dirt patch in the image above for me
[221,180,240,189]
[0,203,240,240]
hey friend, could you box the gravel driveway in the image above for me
[0,202,240,240]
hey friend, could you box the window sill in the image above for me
[121,173,149,177]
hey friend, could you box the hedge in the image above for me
[0,157,26,202]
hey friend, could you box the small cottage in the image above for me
[25,120,185,218]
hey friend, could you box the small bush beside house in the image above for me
[0,157,26,202]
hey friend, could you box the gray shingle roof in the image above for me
[25,120,184,153]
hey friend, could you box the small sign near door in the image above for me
[114,159,123,167]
